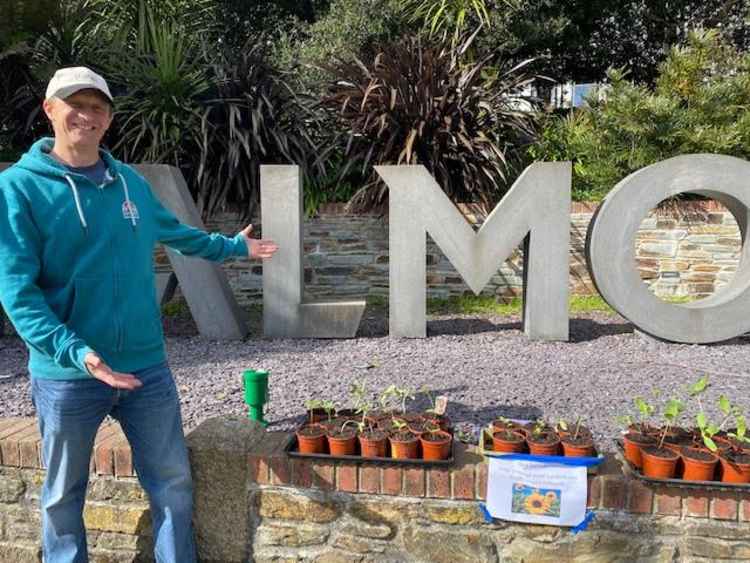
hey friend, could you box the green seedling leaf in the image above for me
[719,395,731,415]
[689,375,709,395]
[696,412,707,429]
[703,436,718,452]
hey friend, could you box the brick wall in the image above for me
[3,416,750,562]
[156,201,740,305]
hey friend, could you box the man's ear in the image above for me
[42,98,55,121]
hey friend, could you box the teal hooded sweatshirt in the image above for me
[0,138,248,379]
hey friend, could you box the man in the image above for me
[0,67,278,562]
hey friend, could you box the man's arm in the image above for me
[0,187,140,388]
[150,188,277,261]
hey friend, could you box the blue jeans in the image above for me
[32,362,196,563]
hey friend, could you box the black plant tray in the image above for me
[285,434,455,466]
[615,439,750,491]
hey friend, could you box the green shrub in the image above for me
[319,33,539,212]
[530,30,750,201]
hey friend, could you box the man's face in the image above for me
[43,89,113,150]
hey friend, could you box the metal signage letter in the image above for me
[378,163,571,340]
[586,154,750,343]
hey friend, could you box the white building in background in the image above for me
[550,82,604,108]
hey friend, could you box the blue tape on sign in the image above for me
[478,503,494,523]
[490,453,604,467]
[570,511,596,534]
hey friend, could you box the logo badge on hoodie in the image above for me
[122,201,140,221]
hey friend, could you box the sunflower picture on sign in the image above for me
[511,483,561,517]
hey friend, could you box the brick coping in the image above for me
[2,417,748,523]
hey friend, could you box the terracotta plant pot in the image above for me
[359,429,388,458]
[680,447,718,482]
[296,424,327,454]
[526,432,560,456]
[622,431,656,469]
[420,430,453,460]
[327,428,358,456]
[389,430,420,459]
[641,446,680,479]
[492,430,526,453]
[491,419,523,434]
[719,452,750,483]
[561,436,596,457]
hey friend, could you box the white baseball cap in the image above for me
[45,66,113,102]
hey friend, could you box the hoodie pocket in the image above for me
[118,274,163,351]
[69,277,117,351]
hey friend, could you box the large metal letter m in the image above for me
[377,163,571,340]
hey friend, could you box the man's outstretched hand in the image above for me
[84,352,143,390]
[240,224,279,259]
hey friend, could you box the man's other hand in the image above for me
[84,352,143,390]
[240,224,279,259]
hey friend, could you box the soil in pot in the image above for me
[407,419,432,435]
[719,451,750,483]
[319,416,350,433]
[377,417,403,435]
[492,430,526,453]
[526,432,560,456]
[681,447,718,482]
[622,432,656,469]
[556,424,593,441]
[426,414,452,432]
[491,419,523,434]
[296,424,327,454]
[420,430,453,460]
[327,427,358,456]
[389,430,420,459]
[359,429,388,458]
[641,446,680,479]
[561,435,596,457]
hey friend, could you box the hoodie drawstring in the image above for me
[64,174,88,234]
[65,171,138,235]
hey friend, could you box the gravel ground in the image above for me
[2,307,750,453]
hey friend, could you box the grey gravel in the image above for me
[2,309,750,453]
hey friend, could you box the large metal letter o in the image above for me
[586,154,750,343]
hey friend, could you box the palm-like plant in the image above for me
[197,40,320,220]
[107,6,209,169]
[319,32,539,212]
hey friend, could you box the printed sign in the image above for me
[486,456,588,527]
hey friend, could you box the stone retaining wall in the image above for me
[2,415,750,562]
[155,201,741,305]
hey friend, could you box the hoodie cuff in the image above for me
[231,233,249,257]
[73,344,96,376]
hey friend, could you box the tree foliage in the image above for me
[530,30,750,201]
[320,33,539,212]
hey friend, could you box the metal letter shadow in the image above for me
[136,165,247,340]
[261,166,366,338]
[377,163,571,340]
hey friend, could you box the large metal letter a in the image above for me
[377,163,571,340]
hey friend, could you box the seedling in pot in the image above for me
[321,399,337,422]
[657,398,685,449]
[304,399,323,424]
[557,415,589,441]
